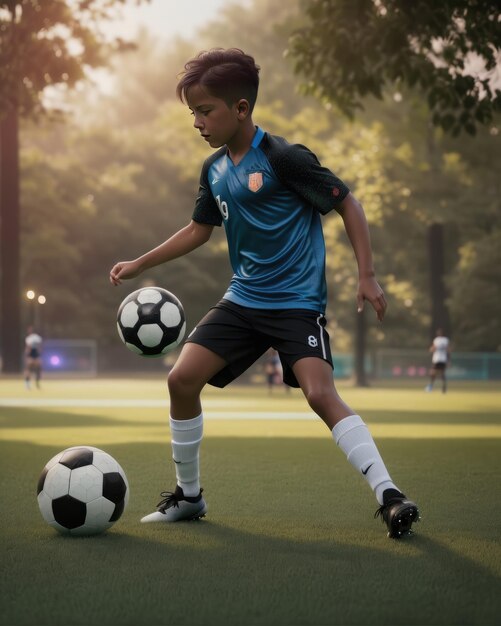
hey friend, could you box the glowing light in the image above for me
[26,290,35,300]
[38,295,46,304]
[50,355,61,367]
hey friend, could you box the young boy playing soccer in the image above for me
[109,48,419,538]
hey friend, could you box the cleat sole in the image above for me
[388,504,419,539]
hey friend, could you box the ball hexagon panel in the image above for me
[69,465,103,503]
[37,491,55,523]
[137,323,163,348]
[92,450,120,474]
[86,496,116,526]
[137,288,162,304]
[43,464,71,499]
[120,301,139,328]
[160,302,182,328]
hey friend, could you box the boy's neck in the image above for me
[226,119,257,165]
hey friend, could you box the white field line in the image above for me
[0,397,313,419]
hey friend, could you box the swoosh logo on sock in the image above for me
[362,463,373,475]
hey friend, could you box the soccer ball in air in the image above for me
[37,446,129,536]
[117,287,186,357]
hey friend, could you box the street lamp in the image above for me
[24,290,46,332]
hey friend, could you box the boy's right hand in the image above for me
[109,260,141,286]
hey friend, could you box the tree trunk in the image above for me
[0,106,22,373]
[354,306,369,387]
[427,223,451,339]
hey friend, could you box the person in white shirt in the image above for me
[24,326,43,389]
[425,328,451,393]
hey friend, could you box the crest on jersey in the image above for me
[248,172,263,192]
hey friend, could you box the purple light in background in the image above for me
[49,355,61,367]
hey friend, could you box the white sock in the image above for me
[170,413,203,497]
[332,414,398,505]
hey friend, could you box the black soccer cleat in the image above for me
[374,489,420,539]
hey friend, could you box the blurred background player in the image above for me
[264,348,281,392]
[264,348,289,394]
[24,326,43,390]
[426,328,451,393]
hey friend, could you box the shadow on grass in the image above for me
[0,407,161,429]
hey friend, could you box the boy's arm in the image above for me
[338,192,387,322]
[109,220,213,286]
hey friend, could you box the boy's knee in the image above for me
[304,387,334,414]
[168,367,201,397]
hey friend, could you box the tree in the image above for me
[288,0,501,378]
[0,0,142,372]
[288,0,501,136]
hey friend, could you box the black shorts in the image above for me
[432,362,447,370]
[186,299,333,388]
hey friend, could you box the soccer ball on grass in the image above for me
[117,287,186,357]
[37,446,129,536]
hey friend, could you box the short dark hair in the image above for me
[177,48,260,112]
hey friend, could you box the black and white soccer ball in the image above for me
[37,446,129,536]
[117,287,186,357]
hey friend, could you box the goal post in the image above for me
[40,340,98,378]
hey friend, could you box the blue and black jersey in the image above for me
[192,127,349,312]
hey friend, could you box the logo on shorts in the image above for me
[248,172,263,192]
[308,335,318,348]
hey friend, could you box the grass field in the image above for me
[1,378,500,626]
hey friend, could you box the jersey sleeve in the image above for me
[263,137,350,215]
[192,154,223,226]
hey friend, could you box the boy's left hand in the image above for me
[357,277,387,322]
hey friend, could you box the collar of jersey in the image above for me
[251,126,265,149]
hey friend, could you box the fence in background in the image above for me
[373,349,501,381]
[5,340,500,380]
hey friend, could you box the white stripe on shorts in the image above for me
[316,314,327,360]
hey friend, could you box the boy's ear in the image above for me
[236,99,250,118]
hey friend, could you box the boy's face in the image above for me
[186,84,244,149]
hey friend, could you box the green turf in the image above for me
[1,379,500,625]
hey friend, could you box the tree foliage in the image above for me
[288,0,501,135]
[0,0,140,117]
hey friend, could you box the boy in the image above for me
[426,328,451,393]
[109,48,419,538]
